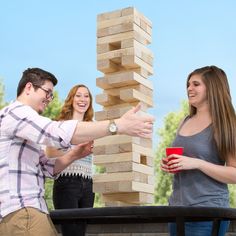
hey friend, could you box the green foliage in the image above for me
[45,179,54,210]
[42,91,63,120]
[229,184,236,207]
[42,91,63,209]
[154,101,188,205]
[93,166,106,207]
[0,79,8,109]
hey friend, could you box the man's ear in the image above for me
[24,82,33,95]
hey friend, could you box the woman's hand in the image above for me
[53,141,94,175]
[160,154,202,173]
[71,141,94,160]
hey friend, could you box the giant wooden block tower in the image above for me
[93,7,154,206]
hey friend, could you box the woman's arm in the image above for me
[197,155,236,184]
[52,142,93,175]
[163,154,236,184]
[45,146,66,158]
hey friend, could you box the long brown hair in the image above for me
[57,84,93,121]
[187,65,236,160]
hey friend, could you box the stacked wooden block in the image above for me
[93,7,154,206]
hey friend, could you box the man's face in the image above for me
[30,80,54,114]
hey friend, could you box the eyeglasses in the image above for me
[33,84,54,100]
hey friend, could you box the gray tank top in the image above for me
[169,117,229,207]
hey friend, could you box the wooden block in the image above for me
[133,67,150,78]
[97,59,120,73]
[95,106,131,121]
[93,140,153,155]
[93,151,153,168]
[121,39,154,58]
[96,71,153,90]
[101,84,152,98]
[122,7,152,28]
[95,93,122,106]
[102,192,154,204]
[97,7,152,28]
[132,143,154,157]
[93,171,149,183]
[93,180,154,194]
[97,47,153,67]
[97,9,122,22]
[97,42,122,54]
[101,161,131,172]
[97,47,133,61]
[97,31,133,43]
[120,88,153,107]
[104,162,154,175]
[139,137,152,148]
[97,22,134,38]
[107,83,153,98]
[97,43,111,54]
[104,201,139,206]
[133,23,152,44]
[93,152,140,165]
[102,101,149,111]
[94,135,140,146]
[97,15,133,30]
[98,21,152,42]
[122,55,153,75]
[137,84,153,97]
[97,31,150,46]
[93,142,133,155]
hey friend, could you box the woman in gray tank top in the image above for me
[161,66,236,236]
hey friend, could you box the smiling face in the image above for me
[187,74,207,109]
[72,86,91,119]
[22,80,54,114]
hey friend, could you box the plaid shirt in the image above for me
[0,100,78,220]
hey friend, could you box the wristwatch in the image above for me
[108,119,118,135]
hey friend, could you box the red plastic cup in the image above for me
[165,147,184,173]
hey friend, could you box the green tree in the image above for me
[42,91,62,119]
[154,100,188,205]
[94,166,106,207]
[229,184,236,207]
[0,79,8,109]
[43,91,63,210]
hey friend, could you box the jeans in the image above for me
[53,175,95,236]
[168,220,230,236]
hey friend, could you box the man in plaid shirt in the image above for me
[0,68,154,236]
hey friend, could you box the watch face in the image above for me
[110,123,116,132]
[110,123,117,132]
[109,121,117,135]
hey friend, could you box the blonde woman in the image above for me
[47,84,94,236]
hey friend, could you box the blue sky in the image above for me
[0,0,235,145]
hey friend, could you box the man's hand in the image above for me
[116,104,155,138]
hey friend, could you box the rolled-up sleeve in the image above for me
[39,150,57,178]
[3,103,78,149]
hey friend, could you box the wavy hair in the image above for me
[187,65,236,160]
[57,84,93,121]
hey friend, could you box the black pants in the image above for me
[53,175,95,236]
